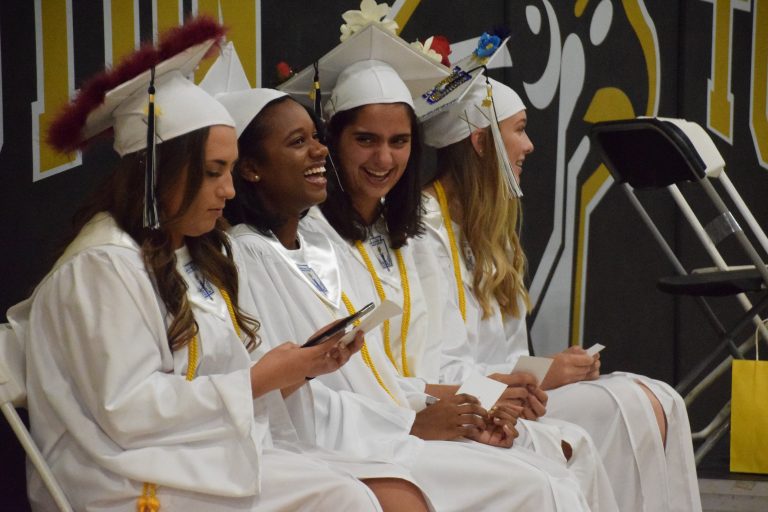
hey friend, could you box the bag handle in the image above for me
[754,319,768,361]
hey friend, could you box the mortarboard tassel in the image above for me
[484,74,523,198]
[311,61,322,118]
[144,66,160,229]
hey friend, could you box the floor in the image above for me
[700,478,768,511]
[697,435,768,511]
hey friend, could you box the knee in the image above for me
[327,477,381,511]
[635,380,667,446]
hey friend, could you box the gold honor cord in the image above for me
[340,292,400,405]
[354,240,411,377]
[434,180,467,322]
[137,483,159,512]
[138,287,240,511]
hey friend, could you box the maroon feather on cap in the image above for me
[47,16,227,154]
[157,16,226,61]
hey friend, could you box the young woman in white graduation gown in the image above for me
[5,20,412,512]
[305,47,625,510]
[415,76,702,512]
[218,76,601,510]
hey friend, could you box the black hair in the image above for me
[320,103,424,249]
[223,97,325,234]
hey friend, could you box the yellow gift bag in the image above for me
[730,334,768,474]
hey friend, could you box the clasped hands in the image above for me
[489,372,548,420]
[411,394,520,448]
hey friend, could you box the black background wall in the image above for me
[2,0,766,508]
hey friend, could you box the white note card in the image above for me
[339,299,402,345]
[511,356,553,384]
[456,373,507,410]
[585,343,606,356]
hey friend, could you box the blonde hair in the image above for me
[435,133,530,319]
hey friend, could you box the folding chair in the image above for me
[589,117,768,465]
[0,322,73,512]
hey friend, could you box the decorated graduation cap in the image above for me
[277,21,450,120]
[47,17,234,227]
[414,30,510,122]
[422,77,524,148]
[200,41,288,137]
[419,31,523,197]
[423,76,524,198]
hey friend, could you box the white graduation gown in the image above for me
[7,213,380,512]
[307,207,619,512]
[232,220,593,512]
[419,193,703,512]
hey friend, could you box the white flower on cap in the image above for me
[340,0,398,42]
[410,36,445,65]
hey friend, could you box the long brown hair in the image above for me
[434,133,530,319]
[68,127,260,351]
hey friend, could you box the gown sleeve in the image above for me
[25,247,262,493]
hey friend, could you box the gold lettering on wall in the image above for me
[108,0,139,64]
[32,0,80,181]
[750,0,768,169]
[194,0,258,86]
[156,0,183,36]
[706,0,735,143]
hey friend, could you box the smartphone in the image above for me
[301,302,374,348]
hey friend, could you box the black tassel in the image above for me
[144,66,160,229]
[312,61,322,118]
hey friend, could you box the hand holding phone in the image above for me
[302,303,374,348]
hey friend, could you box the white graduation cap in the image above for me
[414,32,510,123]
[198,41,252,97]
[277,23,450,120]
[421,76,525,197]
[215,88,288,137]
[48,18,234,228]
[412,31,523,197]
[201,42,287,137]
[83,39,234,157]
[422,77,525,148]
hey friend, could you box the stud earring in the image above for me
[249,173,261,182]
